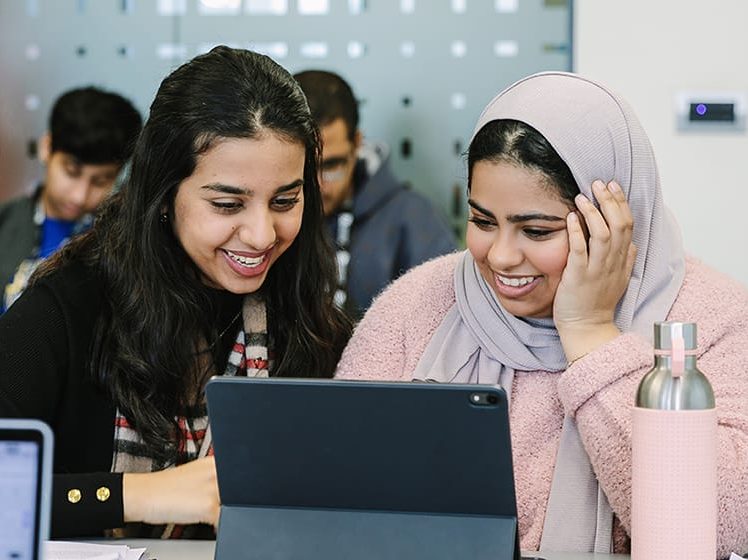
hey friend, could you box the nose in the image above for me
[237,207,277,252]
[68,178,92,207]
[486,230,524,272]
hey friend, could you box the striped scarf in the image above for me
[109,294,270,538]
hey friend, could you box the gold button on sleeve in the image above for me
[96,486,111,502]
[67,489,82,504]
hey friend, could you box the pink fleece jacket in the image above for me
[336,252,748,558]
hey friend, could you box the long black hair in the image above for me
[35,46,351,461]
[467,119,579,204]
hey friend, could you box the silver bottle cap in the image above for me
[653,321,697,351]
[638,321,714,410]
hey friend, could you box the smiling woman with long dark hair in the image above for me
[0,46,351,538]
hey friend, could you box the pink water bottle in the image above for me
[632,321,716,560]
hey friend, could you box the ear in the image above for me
[352,129,363,151]
[37,132,51,163]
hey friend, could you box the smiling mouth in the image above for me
[492,272,543,298]
[496,274,538,287]
[224,249,267,268]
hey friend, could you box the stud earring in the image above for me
[159,213,168,224]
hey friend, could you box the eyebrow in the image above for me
[467,199,566,223]
[61,154,81,165]
[64,157,118,177]
[201,179,303,196]
[321,156,349,166]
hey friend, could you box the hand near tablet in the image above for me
[123,456,220,528]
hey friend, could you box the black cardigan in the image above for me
[0,258,241,537]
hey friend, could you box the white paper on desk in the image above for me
[44,541,146,560]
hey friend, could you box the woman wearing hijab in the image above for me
[335,72,748,557]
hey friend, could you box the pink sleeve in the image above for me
[558,322,748,558]
[335,253,459,382]
[334,284,414,382]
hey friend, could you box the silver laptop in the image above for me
[0,419,53,560]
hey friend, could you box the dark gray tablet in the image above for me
[0,419,53,560]
[207,378,519,560]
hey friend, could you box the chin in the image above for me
[225,279,266,295]
[499,300,552,319]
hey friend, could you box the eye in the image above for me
[209,200,243,213]
[64,163,82,178]
[271,195,301,212]
[91,177,114,188]
[320,157,349,172]
[523,228,554,239]
[468,216,496,231]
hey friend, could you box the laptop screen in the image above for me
[0,420,53,560]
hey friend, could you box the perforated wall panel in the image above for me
[0,0,572,234]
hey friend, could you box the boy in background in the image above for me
[0,87,141,312]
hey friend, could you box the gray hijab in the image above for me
[413,72,685,552]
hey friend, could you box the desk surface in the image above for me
[85,539,214,559]
[89,539,631,560]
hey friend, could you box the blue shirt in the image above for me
[1,213,87,313]
[39,217,76,258]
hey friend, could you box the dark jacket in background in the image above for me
[326,143,457,319]
[0,187,91,312]
[0,192,38,288]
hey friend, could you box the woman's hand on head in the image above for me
[123,456,220,529]
[553,180,637,363]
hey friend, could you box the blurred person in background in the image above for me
[295,70,456,320]
[0,86,142,312]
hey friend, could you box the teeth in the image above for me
[497,275,536,287]
[226,250,264,267]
